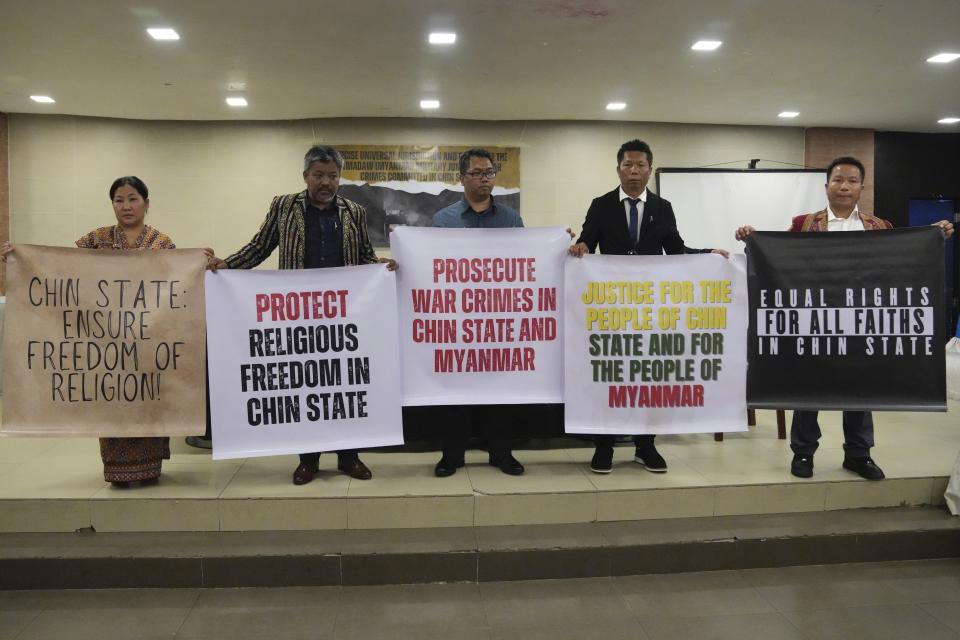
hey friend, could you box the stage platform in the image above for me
[0,402,957,533]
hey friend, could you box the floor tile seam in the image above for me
[741,573,806,617]
[11,606,45,639]
[780,600,960,631]
[214,462,246,500]
[467,580,493,631]
[775,605,813,640]
[169,589,203,637]
[754,590,915,616]
[608,574,649,627]
[635,608,803,635]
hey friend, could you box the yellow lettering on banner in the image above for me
[656,307,681,330]
[659,281,694,304]
[586,307,653,331]
[581,281,655,305]
[686,307,727,329]
[699,280,732,303]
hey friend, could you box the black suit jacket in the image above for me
[576,187,708,256]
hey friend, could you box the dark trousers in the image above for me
[440,405,515,460]
[594,434,656,449]
[790,410,874,458]
[203,357,212,440]
[299,450,358,466]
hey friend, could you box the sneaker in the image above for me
[590,446,613,474]
[634,445,667,472]
[489,453,525,476]
[791,454,813,478]
[843,456,885,481]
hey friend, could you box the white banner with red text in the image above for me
[205,264,404,459]
[564,253,749,434]
[391,226,568,405]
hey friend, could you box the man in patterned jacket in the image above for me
[736,156,953,481]
[210,145,397,485]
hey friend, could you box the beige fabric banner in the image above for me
[2,245,207,436]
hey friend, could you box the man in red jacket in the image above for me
[736,156,953,480]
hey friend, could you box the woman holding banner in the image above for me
[77,177,178,486]
[81,177,178,486]
[3,176,177,487]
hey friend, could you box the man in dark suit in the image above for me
[570,138,727,474]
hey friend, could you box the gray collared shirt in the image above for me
[431,196,523,228]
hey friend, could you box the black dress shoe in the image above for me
[634,445,667,472]
[791,454,814,478]
[337,456,373,480]
[843,456,885,480]
[489,453,524,476]
[590,446,613,474]
[434,456,465,477]
[292,462,320,485]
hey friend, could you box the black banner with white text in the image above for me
[746,228,946,411]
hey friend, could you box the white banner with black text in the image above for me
[205,265,404,459]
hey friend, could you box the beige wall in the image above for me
[8,115,804,266]
[0,112,8,293]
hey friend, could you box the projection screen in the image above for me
[656,169,827,254]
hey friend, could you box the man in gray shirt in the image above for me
[431,148,524,477]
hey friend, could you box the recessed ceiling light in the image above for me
[606,102,627,111]
[30,95,55,103]
[147,28,180,41]
[938,117,960,124]
[778,111,800,118]
[927,52,960,64]
[691,40,722,51]
[428,32,456,45]
[420,99,440,109]
[225,97,248,107]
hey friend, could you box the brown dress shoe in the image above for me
[292,462,319,485]
[337,456,372,480]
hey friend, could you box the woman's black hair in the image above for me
[109,176,149,200]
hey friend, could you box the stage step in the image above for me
[2,507,958,589]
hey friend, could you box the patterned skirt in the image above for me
[100,437,171,482]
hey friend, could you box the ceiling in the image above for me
[2,0,959,132]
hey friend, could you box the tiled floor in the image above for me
[0,401,957,531]
[0,559,958,639]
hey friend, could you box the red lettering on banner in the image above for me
[461,318,515,343]
[434,347,535,372]
[461,287,534,313]
[608,385,705,408]
[254,291,348,322]
[432,257,537,283]
[411,289,456,313]
[518,317,557,341]
[412,319,458,343]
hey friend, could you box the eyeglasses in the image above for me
[463,170,496,179]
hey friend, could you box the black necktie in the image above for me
[627,198,639,245]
